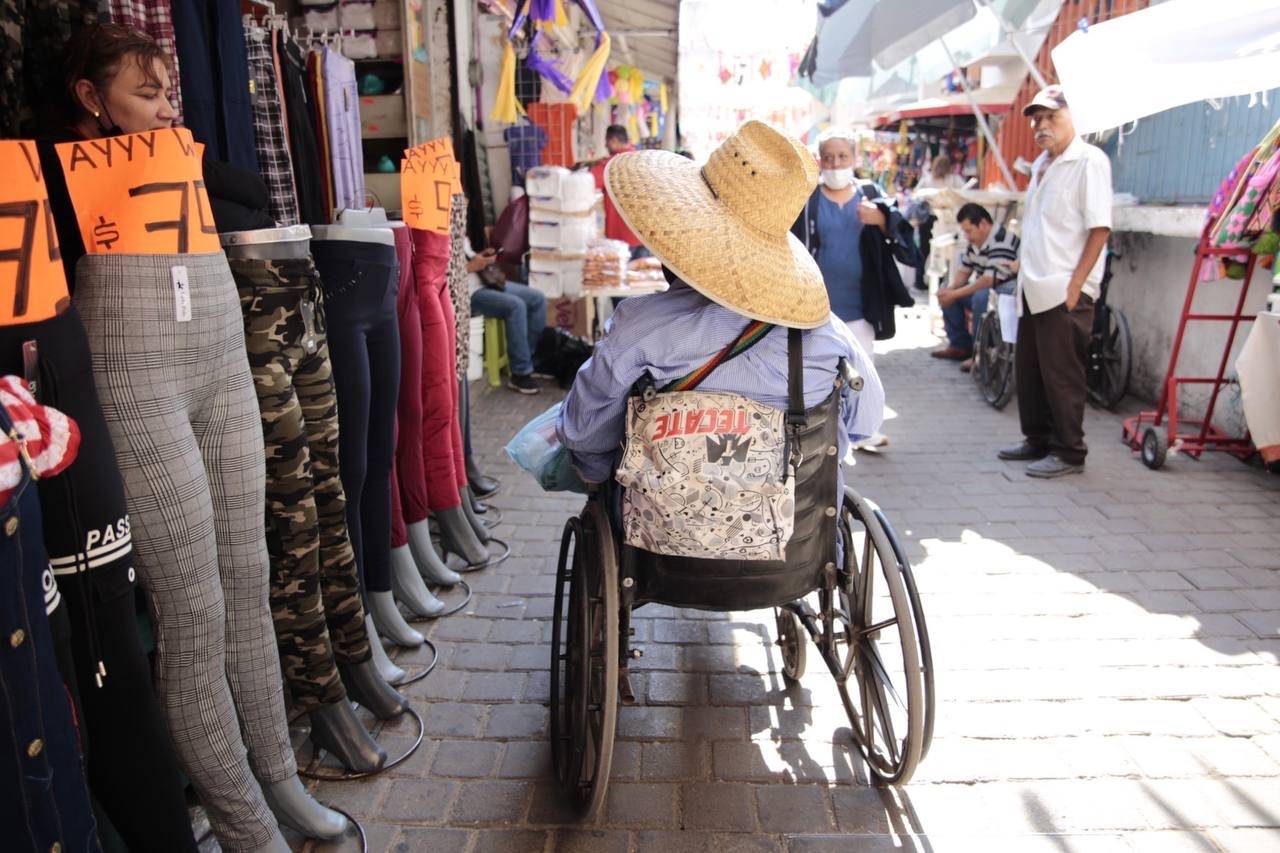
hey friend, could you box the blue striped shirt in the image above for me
[556,284,885,485]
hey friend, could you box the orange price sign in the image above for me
[0,140,71,326]
[55,128,220,256]
[401,138,458,234]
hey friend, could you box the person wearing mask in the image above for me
[590,124,645,258]
[998,85,1112,478]
[791,127,917,448]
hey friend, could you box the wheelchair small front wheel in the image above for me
[775,607,806,683]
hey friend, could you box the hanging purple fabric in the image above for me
[573,0,614,103]
[528,0,557,22]
[525,32,574,95]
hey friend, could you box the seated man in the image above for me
[557,121,884,496]
[467,244,547,394]
[931,203,1020,369]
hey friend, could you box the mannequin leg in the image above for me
[76,255,281,852]
[193,335,296,788]
[294,323,374,666]
[365,615,405,684]
[359,281,403,613]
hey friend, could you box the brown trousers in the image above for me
[1016,295,1094,465]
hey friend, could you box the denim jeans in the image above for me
[471,283,547,376]
[941,286,991,350]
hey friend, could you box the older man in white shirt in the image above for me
[998,86,1112,478]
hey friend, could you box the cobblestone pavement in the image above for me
[300,306,1280,852]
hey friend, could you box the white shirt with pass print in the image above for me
[1017,135,1113,315]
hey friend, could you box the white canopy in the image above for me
[1052,0,1280,135]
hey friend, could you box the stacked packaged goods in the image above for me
[526,166,600,298]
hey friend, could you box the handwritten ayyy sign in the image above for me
[0,140,71,326]
[401,137,461,234]
[55,128,219,256]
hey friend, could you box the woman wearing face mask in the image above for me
[792,127,919,448]
[792,128,918,357]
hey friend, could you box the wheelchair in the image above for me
[548,357,935,819]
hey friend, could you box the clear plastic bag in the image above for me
[505,403,587,493]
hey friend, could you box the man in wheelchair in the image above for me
[542,125,933,813]
[556,120,885,519]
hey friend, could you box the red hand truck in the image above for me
[1121,227,1258,469]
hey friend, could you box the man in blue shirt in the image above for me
[556,121,884,489]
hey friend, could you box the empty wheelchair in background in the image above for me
[548,353,935,819]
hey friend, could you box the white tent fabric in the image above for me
[808,0,975,86]
[1052,0,1280,135]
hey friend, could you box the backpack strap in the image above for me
[661,319,774,393]
[782,327,806,483]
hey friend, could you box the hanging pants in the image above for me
[411,228,467,510]
[170,0,259,172]
[0,308,197,852]
[0,435,100,853]
[389,227,424,548]
[75,253,294,853]
[231,257,371,712]
[311,238,400,596]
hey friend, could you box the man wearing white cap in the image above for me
[998,85,1112,478]
[556,121,885,489]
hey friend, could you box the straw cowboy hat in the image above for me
[604,120,830,329]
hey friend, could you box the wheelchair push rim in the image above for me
[549,502,619,819]
[833,488,928,785]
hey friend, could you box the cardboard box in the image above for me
[373,0,401,29]
[547,296,593,339]
[363,172,402,211]
[375,27,403,58]
[360,95,406,138]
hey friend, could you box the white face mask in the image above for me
[820,168,854,190]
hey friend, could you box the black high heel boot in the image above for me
[338,659,409,720]
[465,454,501,498]
[435,505,489,565]
[309,701,387,773]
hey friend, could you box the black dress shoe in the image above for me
[997,442,1051,461]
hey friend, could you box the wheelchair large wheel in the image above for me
[975,312,1015,410]
[549,502,619,819]
[1087,304,1132,410]
[831,488,928,785]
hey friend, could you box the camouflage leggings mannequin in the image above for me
[230,256,370,710]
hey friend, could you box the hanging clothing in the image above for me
[170,0,258,172]
[321,48,364,213]
[74,252,296,852]
[526,101,577,167]
[447,194,473,382]
[0,0,99,136]
[504,121,547,186]
[411,228,467,510]
[244,27,300,226]
[0,305,199,853]
[231,256,371,711]
[279,33,327,225]
[311,237,401,597]
[0,416,100,853]
[307,49,336,221]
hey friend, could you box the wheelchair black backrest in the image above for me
[615,339,850,613]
